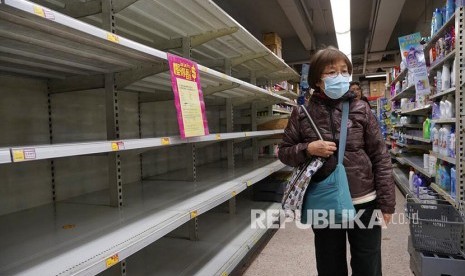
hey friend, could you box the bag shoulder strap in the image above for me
[338,101,349,164]
[300,105,323,140]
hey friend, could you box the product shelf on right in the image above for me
[429,183,457,206]
[429,151,456,165]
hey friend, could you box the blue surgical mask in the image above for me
[322,74,350,99]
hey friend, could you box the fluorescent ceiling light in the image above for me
[330,0,351,61]
[366,73,386,78]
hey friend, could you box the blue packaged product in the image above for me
[435,8,443,32]
[432,102,440,119]
[443,165,451,191]
[451,166,456,199]
[447,0,455,19]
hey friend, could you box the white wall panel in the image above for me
[0,161,52,216]
[0,75,49,146]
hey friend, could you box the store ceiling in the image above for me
[214,0,445,78]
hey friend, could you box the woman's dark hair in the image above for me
[349,81,360,87]
[308,46,353,91]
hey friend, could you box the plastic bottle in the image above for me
[443,125,451,156]
[437,163,444,189]
[442,63,451,90]
[438,125,445,155]
[440,97,446,118]
[431,11,436,37]
[435,8,443,33]
[443,165,451,191]
[409,168,415,192]
[423,118,431,139]
[414,174,423,197]
[432,102,440,119]
[437,70,443,92]
[449,128,456,158]
[451,59,456,87]
[445,94,455,118]
[432,124,440,153]
[447,0,456,19]
[451,166,456,199]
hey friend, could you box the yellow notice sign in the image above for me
[105,254,119,268]
[107,33,120,43]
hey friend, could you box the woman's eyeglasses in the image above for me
[322,71,351,78]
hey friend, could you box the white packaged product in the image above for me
[442,125,451,157]
[440,97,447,119]
[429,155,437,175]
[441,63,451,90]
[451,59,456,87]
[432,124,440,153]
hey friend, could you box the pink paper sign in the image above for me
[167,54,209,138]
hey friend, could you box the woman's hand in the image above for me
[307,140,337,158]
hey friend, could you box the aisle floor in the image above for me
[244,187,412,276]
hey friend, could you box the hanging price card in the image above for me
[216,134,221,140]
[168,54,209,138]
[105,254,119,268]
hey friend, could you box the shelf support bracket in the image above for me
[156,27,239,50]
[48,63,168,93]
[32,0,139,18]
[203,83,240,96]
[226,99,234,169]
[251,102,258,161]
[198,52,269,69]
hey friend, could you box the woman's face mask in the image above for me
[322,74,350,99]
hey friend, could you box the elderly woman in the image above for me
[278,46,395,276]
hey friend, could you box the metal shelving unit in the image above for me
[0,0,298,275]
[431,118,456,124]
[0,158,284,275]
[403,135,431,143]
[430,87,456,100]
[389,68,408,86]
[393,166,419,202]
[391,84,415,101]
[100,198,281,276]
[402,155,434,178]
[429,183,456,206]
[429,151,456,165]
[400,104,432,115]
[428,49,456,73]
[6,130,284,163]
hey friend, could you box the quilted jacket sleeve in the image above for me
[278,107,310,167]
[363,104,396,214]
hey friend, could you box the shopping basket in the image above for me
[406,196,465,256]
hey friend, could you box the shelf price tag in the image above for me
[105,254,119,268]
[221,272,228,276]
[107,33,120,44]
[246,180,252,186]
[190,210,198,219]
[161,137,171,145]
[215,134,221,140]
[111,141,125,151]
[231,191,237,197]
[33,6,55,20]
[244,132,249,137]
[33,6,45,17]
[11,148,36,162]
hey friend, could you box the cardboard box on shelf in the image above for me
[263,32,282,47]
[267,44,282,58]
[370,80,387,97]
